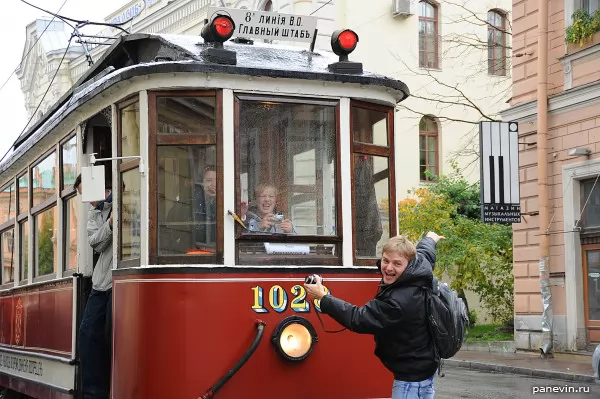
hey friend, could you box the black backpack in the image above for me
[423,278,469,361]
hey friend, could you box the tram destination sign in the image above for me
[479,121,521,224]
[207,7,318,43]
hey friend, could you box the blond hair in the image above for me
[254,182,278,198]
[382,235,417,261]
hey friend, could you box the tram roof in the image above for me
[3,33,410,174]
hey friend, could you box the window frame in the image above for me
[233,94,343,266]
[0,226,15,288]
[350,100,397,265]
[418,0,440,69]
[580,178,600,233]
[487,9,507,76]
[30,147,58,282]
[419,116,439,182]
[60,132,78,275]
[148,90,223,265]
[0,180,16,233]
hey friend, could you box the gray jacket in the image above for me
[87,201,113,291]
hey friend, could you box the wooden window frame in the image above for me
[148,90,223,265]
[62,193,77,276]
[350,100,396,266]
[233,95,343,266]
[419,116,439,182]
[582,244,600,331]
[487,10,507,76]
[30,148,58,210]
[580,178,600,232]
[419,0,439,69]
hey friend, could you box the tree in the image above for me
[38,211,55,275]
[398,168,514,325]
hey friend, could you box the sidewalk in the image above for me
[444,350,597,383]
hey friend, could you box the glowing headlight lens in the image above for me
[272,316,318,361]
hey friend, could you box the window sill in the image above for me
[565,31,600,56]
[419,66,442,72]
[560,37,600,90]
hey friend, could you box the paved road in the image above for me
[434,368,598,398]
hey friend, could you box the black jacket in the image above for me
[320,237,439,382]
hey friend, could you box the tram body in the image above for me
[0,20,410,399]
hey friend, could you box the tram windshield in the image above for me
[236,96,338,264]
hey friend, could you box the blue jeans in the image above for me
[392,375,435,399]
[79,289,112,399]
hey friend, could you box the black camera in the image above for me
[304,274,323,284]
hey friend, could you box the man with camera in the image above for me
[304,231,445,399]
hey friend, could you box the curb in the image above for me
[443,359,596,383]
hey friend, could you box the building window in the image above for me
[581,178,600,231]
[263,0,273,11]
[580,0,600,13]
[419,1,439,69]
[488,10,506,76]
[419,116,438,181]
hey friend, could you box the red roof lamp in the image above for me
[328,29,363,74]
[201,13,237,65]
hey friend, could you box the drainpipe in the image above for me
[537,0,553,356]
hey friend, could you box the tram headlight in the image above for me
[272,316,318,361]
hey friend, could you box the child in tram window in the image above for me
[245,183,296,234]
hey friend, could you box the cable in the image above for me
[0,0,70,94]
[21,0,133,34]
[0,36,73,166]
[310,0,334,16]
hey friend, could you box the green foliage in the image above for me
[466,324,514,342]
[398,169,514,325]
[566,9,600,47]
[468,309,478,327]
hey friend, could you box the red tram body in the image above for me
[0,8,410,399]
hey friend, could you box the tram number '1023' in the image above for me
[251,285,331,313]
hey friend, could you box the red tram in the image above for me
[0,10,410,399]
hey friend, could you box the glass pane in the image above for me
[121,102,140,157]
[420,116,437,132]
[32,152,57,207]
[419,1,435,18]
[1,229,15,284]
[427,136,437,149]
[64,197,78,270]
[35,206,58,276]
[354,154,389,258]
[62,136,77,189]
[587,250,600,321]
[158,146,217,256]
[1,184,16,222]
[582,180,600,229]
[121,169,141,260]
[428,150,437,171]
[157,97,216,136]
[20,221,28,281]
[18,175,28,215]
[420,166,427,181]
[238,100,336,239]
[352,107,388,146]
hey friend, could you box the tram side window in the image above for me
[119,100,141,262]
[32,152,57,207]
[236,97,338,265]
[20,221,28,281]
[18,174,28,216]
[154,94,217,262]
[34,206,59,276]
[1,229,15,284]
[61,135,78,271]
[1,183,16,223]
[351,103,396,263]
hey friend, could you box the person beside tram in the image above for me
[304,232,445,399]
[244,182,295,234]
[74,173,114,399]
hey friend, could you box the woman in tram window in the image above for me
[244,182,296,234]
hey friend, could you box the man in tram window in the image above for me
[165,165,217,254]
[74,174,113,399]
[244,182,295,234]
[305,232,445,399]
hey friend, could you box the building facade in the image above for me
[501,0,600,352]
